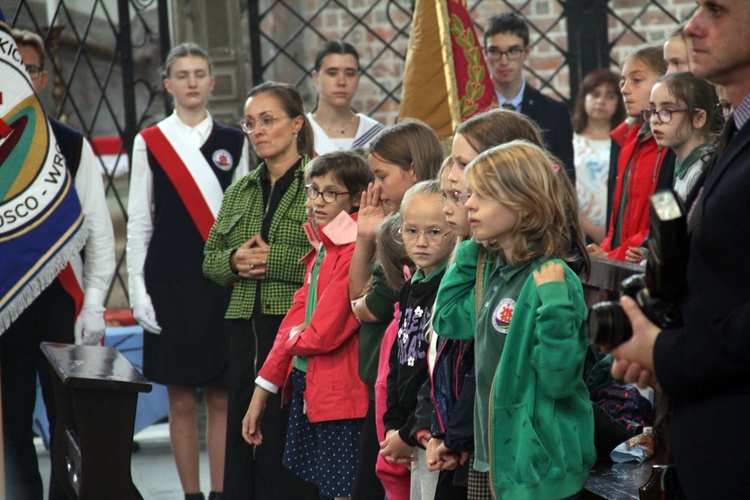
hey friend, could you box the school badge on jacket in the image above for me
[212,149,233,171]
[0,12,85,332]
[492,297,515,334]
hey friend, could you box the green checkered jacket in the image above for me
[203,159,311,319]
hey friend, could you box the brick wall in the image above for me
[607,0,696,63]
[256,0,697,125]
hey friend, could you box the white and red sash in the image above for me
[140,122,223,242]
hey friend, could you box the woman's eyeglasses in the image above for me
[239,115,288,134]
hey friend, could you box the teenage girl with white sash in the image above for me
[127,43,249,500]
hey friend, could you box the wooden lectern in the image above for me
[40,342,151,499]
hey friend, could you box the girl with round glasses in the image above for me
[243,151,372,499]
[621,72,719,266]
[127,42,249,500]
[204,81,319,499]
[381,180,455,500]
[307,40,385,156]
[647,72,719,202]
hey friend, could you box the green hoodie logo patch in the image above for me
[492,297,515,334]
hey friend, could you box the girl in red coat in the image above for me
[242,150,372,497]
[588,46,672,262]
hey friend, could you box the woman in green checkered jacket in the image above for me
[203,82,319,499]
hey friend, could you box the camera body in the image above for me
[589,190,688,351]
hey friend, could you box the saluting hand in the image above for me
[356,183,386,241]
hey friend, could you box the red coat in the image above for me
[258,211,369,423]
[601,121,668,261]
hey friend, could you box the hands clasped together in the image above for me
[232,234,270,280]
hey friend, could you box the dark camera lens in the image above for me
[589,301,632,351]
[620,274,646,298]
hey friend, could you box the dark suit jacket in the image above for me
[520,84,575,183]
[653,116,750,497]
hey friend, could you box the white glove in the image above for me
[132,302,162,334]
[74,305,106,345]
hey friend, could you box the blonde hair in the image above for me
[163,42,212,78]
[465,140,589,272]
[12,29,45,68]
[399,179,443,219]
[436,156,453,182]
[436,156,469,255]
[622,45,667,78]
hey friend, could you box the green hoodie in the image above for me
[488,259,595,499]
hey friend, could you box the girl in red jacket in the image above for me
[588,46,672,262]
[242,150,373,498]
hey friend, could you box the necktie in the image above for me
[501,103,516,111]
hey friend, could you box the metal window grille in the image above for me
[6,0,695,308]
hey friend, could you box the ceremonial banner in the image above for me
[0,11,86,333]
[398,0,497,139]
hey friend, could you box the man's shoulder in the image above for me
[48,117,84,141]
[48,118,85,176]
[522,84,568,113]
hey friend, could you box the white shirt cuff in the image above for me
[254,376,280,394]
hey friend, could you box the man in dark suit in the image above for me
[612,0,750,497]
[483,12,575,182]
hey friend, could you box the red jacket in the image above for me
[601,121,668,261]
[258,211,369,423]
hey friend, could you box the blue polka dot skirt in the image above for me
[283,368,364,497]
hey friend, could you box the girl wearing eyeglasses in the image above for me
[204,82,319,499]
[242,151,372,499]
[380,180,456,500]
[127,43,249,500]
[587,46,675,262]
[647,72,719,202]
[307,40,385,156]
[620,73,720,266]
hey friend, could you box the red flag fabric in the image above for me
[398,0,497,139]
